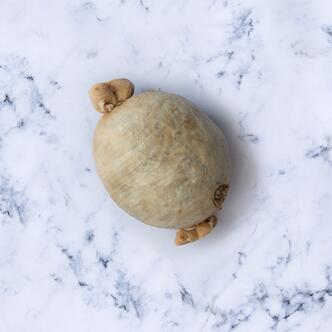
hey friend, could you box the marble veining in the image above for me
[1,1,332,331]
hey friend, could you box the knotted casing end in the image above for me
[175,215,217,246]
[89,78,134,113]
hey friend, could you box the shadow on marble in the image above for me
[205,100,258,246]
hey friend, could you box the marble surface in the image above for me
[1,1,332,331]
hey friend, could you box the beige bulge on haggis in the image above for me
[89,79,231,245]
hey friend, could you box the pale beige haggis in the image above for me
[90,79,231,245]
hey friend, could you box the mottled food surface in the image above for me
[94,91,230,229]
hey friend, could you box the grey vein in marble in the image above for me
[1,1,332,331]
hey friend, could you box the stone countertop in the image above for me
[1,1,332,331]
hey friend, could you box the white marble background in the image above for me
[1,1,332,331]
